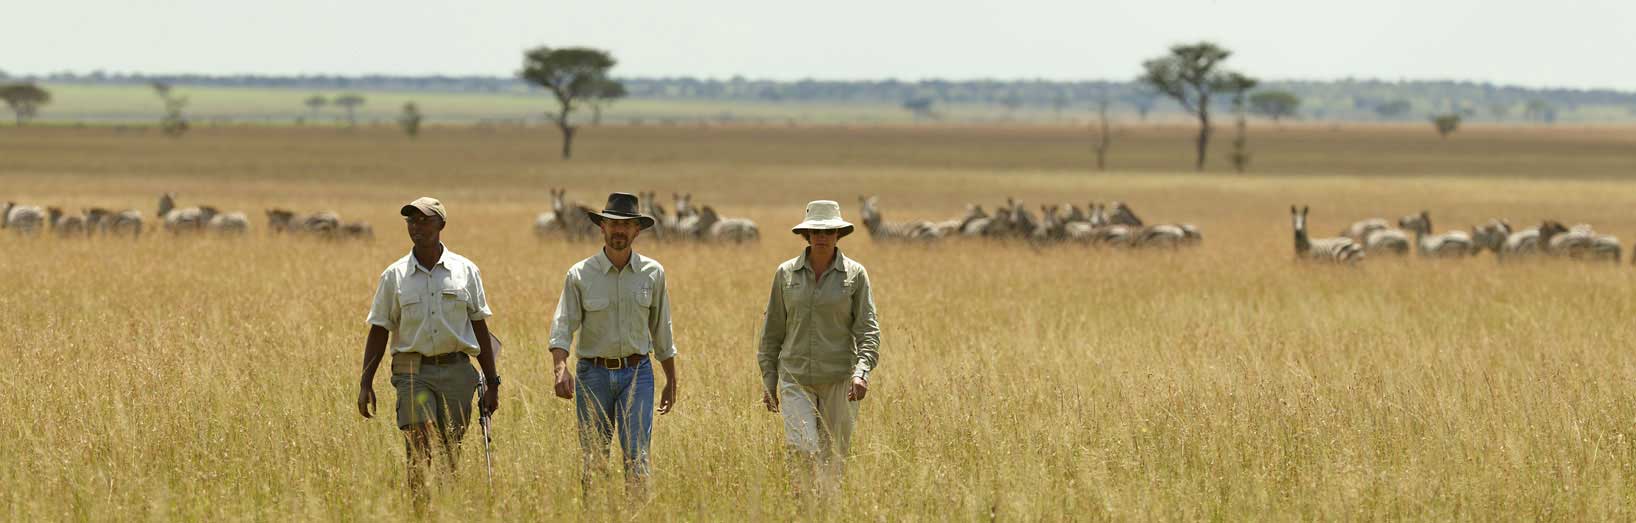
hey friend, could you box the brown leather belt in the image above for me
[422,352,469,365]
[583,354,647,370]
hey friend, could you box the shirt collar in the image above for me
[798,247,849,275]
[595,249,643,273]
[409,243,449,274]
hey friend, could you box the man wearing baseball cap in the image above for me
[356,196,500,509]
[547,192,679,496]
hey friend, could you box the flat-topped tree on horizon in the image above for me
[332,93,365,128]
[0,83,51,126]
[519,45,624,159]
[303,95,327,124]
[1140,41,1252,171]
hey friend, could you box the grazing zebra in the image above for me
[158,193,212,234]
[858,195,935,240]
[86,208,143,238]
[1360,227,1410,256]
[1554,224,1621,262]
[638,191,670,241]
[207,210,250,236]
[1031,205,1065,243]
[957,205,995,237]
[1107,202,1143,226]
[708,213,760,243]
[1470,219,1511,254]
[46,207,88,238]
[2,202,46,236]
[1292,206,1364,264]
[1500,225,1545,260]
[534,188,597,241]
[1340,218,1391,242]
[1134,224,1189,248]
[1399,211,1476,258]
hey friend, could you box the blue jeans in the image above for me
[575,358,654,483]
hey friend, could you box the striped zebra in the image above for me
[1292,206,1363,264]
[858,196,935,241]
[1399,211,1476,258]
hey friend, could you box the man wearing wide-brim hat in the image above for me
[757,200,880,496]
[546,192,678,494]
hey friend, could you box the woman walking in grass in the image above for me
[757,200,881,497]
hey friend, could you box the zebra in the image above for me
[1546,223,1620,262]
[1340,218,1391,242]
[206,208,250,236]
[858,195,935,241]
[46,207,88,238]
[1292,206,1363,264]
[1399,211,1477,258]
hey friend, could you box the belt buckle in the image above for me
[606,357,624,370]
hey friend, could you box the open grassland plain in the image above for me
[3,124,1636,520]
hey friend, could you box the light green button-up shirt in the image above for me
[548,250,677,361]
[758,248,879,394]
[365,246,493,357]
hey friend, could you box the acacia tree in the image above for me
[1224,74,1258,173]
[399,102,423,138]
[151,82,189,137]
[303,95,327,123]
[519,46,622,159]
[332,93,366,128]
[1140,42,1252,171]
[1432,113,1460,138]
[902,97,937,121]
[1249,90,1299,123]
[0,83,51,125]
[586,79,626,126]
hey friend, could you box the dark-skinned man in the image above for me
[357,197,499,509]
[547,192,678,497]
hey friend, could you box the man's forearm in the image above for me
[472,320,498,380]
[659,356,678,386]
[359,326,390,386]
[549,347,571,373]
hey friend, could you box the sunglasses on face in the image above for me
[403,215,440,225]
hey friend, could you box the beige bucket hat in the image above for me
[791,200,854,238]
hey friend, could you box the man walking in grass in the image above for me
[758,200,880,497]
[356,197,501,509]
[547,192,679,495]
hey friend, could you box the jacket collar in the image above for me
[797,247,850,276]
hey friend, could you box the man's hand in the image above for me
[480,382,500,415]
[762,390,780,412]
[658,381,677,415]
[357,383,377,418]
[846,377,868,402]
[553,367,575,399]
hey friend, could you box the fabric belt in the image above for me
[421,352,469,365]
[583,354,647,370]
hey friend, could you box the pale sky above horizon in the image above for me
[7,0,1636,90]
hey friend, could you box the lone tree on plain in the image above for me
[151,82,189,137]
[0,83,51,125]
[399,102,423,138]
[1140,42,1253,171]
[1224,74,1258,173]
[1431,113,1461,138]
[902,97,937,121]
[303,95,327,123]
[332,94,366,128]
[1092,97,1112,171]
[1249,90,1300,123]
[519,46,622,159]
[586,79,626,126]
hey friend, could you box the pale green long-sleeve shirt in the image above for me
[548,250,677,361]
[758,248,879,394]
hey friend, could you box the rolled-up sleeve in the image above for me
[548,270,581,351]
[466,266,493,321]
[649,271,677,360]
[365,270,398,330]
[849,268,880,382]
[757,268,788,394]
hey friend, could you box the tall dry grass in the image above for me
[2,125,1636,520]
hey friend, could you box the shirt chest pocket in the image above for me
[633,282,653,308]
[815,275,855,309]
[439,288,471,320]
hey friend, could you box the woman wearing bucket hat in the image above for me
[756,200,880,496]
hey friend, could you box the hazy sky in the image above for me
[7,0,1636,89]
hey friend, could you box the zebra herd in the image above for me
[1,194,372,240]
[1293,206,1625,264]
[532,189,760,243]
[858,196,1203,248]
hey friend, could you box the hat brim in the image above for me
[792,221,854,239]
[400,204,443,220]
[587,210,655,230]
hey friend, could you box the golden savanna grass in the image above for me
[3,124,1636,520]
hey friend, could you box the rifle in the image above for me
[478,332,502,487]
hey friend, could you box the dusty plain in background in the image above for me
[3,123,1636,520]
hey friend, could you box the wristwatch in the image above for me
[485,375,502,387]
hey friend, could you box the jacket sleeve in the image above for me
[849,267,880,382]
[757,267,788,394]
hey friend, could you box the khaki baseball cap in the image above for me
[400,197,447,221]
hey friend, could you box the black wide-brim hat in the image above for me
[586,192,656,230]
